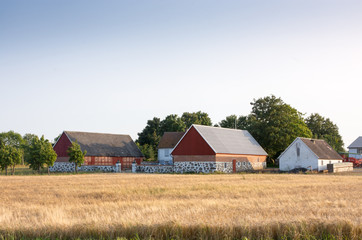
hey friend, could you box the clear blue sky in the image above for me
[1,0,362,147]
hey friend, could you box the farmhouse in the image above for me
[278,137,343,172]
[171,125,268,173]
[348,136,362,159]
[157,132,184,165]
[51,131,143,172]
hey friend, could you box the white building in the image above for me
[157,132,184,165]
[278,137,343,172]
[348,136,362,159]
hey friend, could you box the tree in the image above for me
[305,113,344,152]
[137,117,161,151]
[160,114,186,133]
[0,131,24,172]
[0,131,24,148]
[28,136,57,173]
[67,141,87,173]
[181,111,212,128]
[219,115,251,130]
[136,143,155,161]
[22,133,37,164]
[247,95,312,160]
[0,143,22,175]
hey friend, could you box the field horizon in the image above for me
[0,173,361,239]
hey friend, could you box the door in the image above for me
[232,159,236,173]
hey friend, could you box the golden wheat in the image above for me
[0,173,361,239]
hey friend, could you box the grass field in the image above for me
[0,173,361,240]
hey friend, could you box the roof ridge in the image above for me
[192,124,247,132]
[64,131,130,136]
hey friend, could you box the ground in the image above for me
[0,171,361,239]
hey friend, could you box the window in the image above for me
[358,148,362,154]
[296,143,301,157]
[321,160,323,165]
[224,163,227,168]
[164,149,170,157]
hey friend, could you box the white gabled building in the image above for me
[348,136,362,159]
[278,137,343,172]
[157,132,185,165]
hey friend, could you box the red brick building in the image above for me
[53,131,143,170]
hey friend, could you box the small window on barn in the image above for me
[329,161,331,164]
[224,163,227,168]
[165,149,170,157]
[296,142,301,157]
[321,160,323,165]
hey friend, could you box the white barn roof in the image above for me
[193,125,268,155]
[348,136,362,149]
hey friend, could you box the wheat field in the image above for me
[0,173,361,239]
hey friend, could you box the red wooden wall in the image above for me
[53,132,72,157]
[172,126,215,156]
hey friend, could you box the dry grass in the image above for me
[0,173,361,239]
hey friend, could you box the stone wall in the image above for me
[136,164,174,173]
[49,162,121,173]
[135,161,266,174]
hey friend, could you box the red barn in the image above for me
[53,131,143,171]
[171,125,268,173]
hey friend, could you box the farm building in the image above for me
[278,137,343,172]
[170,125,268,173]
[157,132,184,165]
[51,131,143,172]
[348,136,362,157]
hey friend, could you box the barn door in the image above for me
[232,159,236,173]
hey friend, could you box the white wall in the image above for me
[318,159,343,171]
[158,148,173,164]
[279,138,319,171]
[349,148,358,154]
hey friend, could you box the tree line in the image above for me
[0,132,86,175]
[136,95,344,163]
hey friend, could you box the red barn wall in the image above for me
[172,126,215,156]
[53,132,72,158]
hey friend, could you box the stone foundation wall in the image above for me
[134,161,266,174]
[136,164,174,173]
[49,162,121,173]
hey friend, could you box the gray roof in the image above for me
[193,125,268,155]
[64,131,143,157]
[300,138,343,160]
[348,136,362,148]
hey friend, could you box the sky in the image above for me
[1,0,362,147]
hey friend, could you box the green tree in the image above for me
[67,141,87,173]
[0,131,24,148]
[22,133,37,164]
[160,114,186,133]
[305,113,345,152]
[247,95,312,161]
[181,111,212,128]
[219,115,251,130]
[28,136,57,173]
[137,117,161,151]
[136,143,155,161]
[0,131,24,172]
[0,143,22,175]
